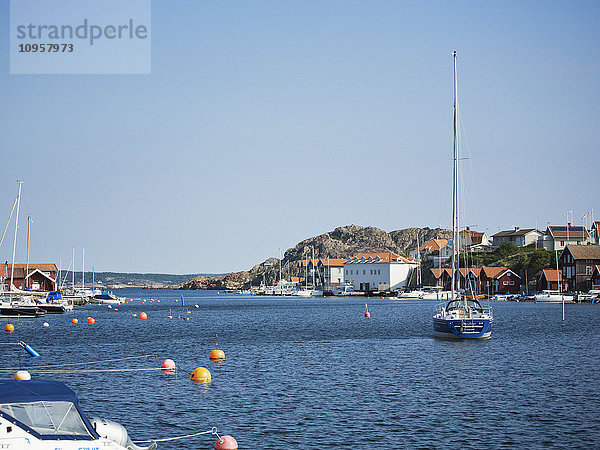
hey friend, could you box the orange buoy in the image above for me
[214,435,238,450]
[4,323,15,332]
[138,312,148,320]
[71,318,78,324]
[209,349,225,361]
[161,359,176,372]
[87,317,95,324]
[364,303,370,318]
[14,370,31,381]
[42,322,49,327]
[190,367,211,383]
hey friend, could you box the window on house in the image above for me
[363,270,366,275]
[503,281,509,285]
[509,281,515,285]
[586,266,593,275]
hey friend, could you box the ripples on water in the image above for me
[4,289,600,449]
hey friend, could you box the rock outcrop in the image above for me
[180,271,252,291]
[181,225,451,290]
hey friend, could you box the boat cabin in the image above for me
[0,380,100,442]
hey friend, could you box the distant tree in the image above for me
[495,242,519,259]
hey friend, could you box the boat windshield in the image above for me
[0,401,92,437]
[446,299,484,312]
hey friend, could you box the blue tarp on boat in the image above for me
[0,380,78,404]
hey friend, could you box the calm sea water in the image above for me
[3,289,600,449]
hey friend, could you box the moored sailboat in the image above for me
[432,52,493,339]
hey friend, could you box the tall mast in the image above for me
[26,216,30,289]
[82,248,85,289]
[72,247,75,287]
[451,51,459,300]
[10,181,23,290]
[416,231,421,286]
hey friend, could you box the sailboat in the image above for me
[432,52,493,339]
[0,182,46,318]
[399,232,425,298]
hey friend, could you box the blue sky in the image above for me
[1,1,599,273]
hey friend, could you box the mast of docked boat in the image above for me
[416,231,422,287]
[82,248,85,290]
[10,181,23,291]
[26,216,30,290]
[451,51,459,304]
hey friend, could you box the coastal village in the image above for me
[5,221,599,302]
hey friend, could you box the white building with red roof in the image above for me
[343,252,418,292]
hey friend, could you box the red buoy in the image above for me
[87,317,95,324]
[365,311,371,318]
[161,359,176,372]
[138,312,148,320]
[215,435,238,450]
[209,349,225,361]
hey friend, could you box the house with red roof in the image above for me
[298,258,347,288]
[344,252,418,292]
[480,266,521,295]
[0,263,58,291]
[459,227,491,251]
[537,269,562,292]
[428,266,518,294]
[540,225,591,252]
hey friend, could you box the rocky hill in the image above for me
[180,271,252,290]
[182,225,451,290]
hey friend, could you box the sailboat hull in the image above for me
[433,317,492,339]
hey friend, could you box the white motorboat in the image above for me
[90,289,120,304]
[534,290,575,303]
[0,379,155,449]
[294,287,324,297]
[421,287,454,300]
[333,283,355,296]
[265,279,297,296]
[398,289,425,299]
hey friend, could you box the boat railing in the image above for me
[433,301,493,319]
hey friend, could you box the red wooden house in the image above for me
[0,263,58,291]
[480,266,521,294]
[537,269,562,291]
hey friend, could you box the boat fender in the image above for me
[90,417,157,450]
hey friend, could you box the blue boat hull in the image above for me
[433,317,492,339]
